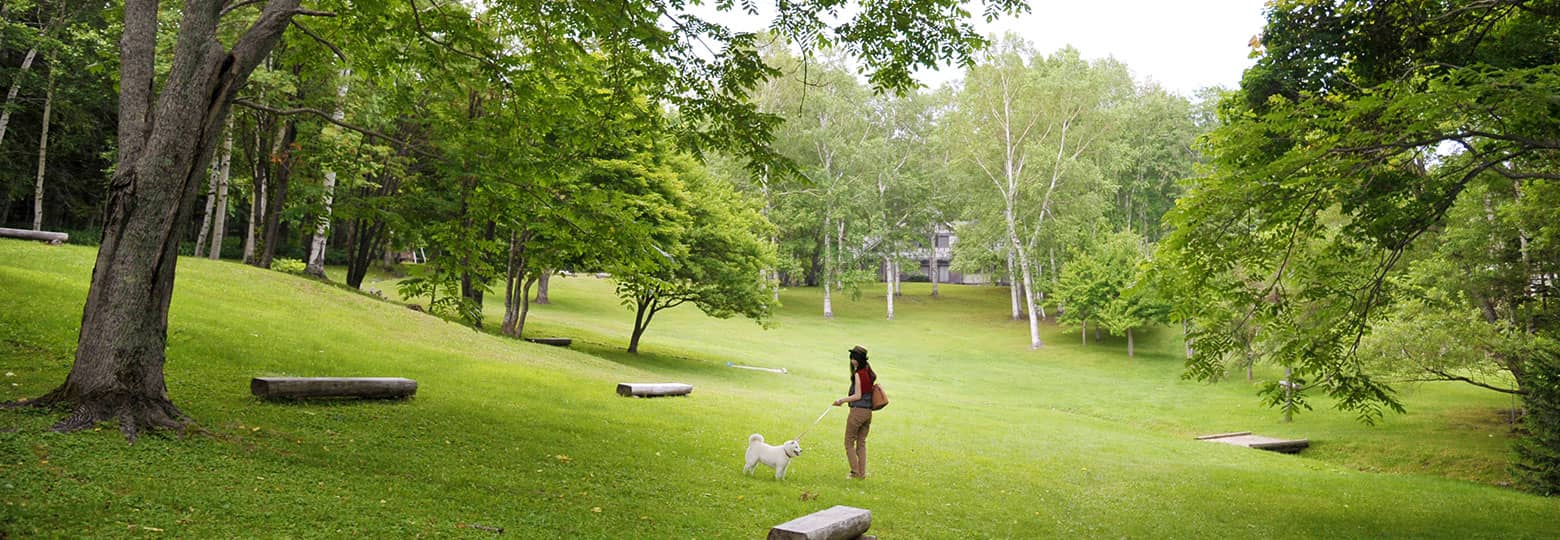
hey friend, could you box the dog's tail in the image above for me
[749,433,764,444]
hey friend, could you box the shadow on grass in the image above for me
[566,339,736,381]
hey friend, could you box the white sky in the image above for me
[697,0,1271,97]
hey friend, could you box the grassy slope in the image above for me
[0,240,1554,538]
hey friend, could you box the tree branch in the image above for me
[289,20,346,62]
[406,0,497,67]
[1422,368,1526,395]
[234,98,419,155]
[220,0,266,18]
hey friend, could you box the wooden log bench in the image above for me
[524,337,572,347]
[0,227,68,245]
[616,383,693,398]
[1195,431,1310,454]
[251,377,417,400]
[768,505,873,540]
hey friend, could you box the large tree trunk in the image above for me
[30,66,53,231]
[25,0,300,439]
[0,46,38,149]
[1127,327,1135,358]
[208,120,234,259]
[1006,248,1020,320]
[535,270,550,304]
[306,71,350,278]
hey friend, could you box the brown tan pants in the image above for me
[844,407,872,478]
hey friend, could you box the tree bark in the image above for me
[28,0,301,439]
[306,70,350,278]
[193,151,220,254]
[501,230,528,337]
[535,270,550,304]
[208,119,234,259]
[628,292,660,354]
[1183,319,1193,359]
[243,113,268,265]
[1006,248,1020,320]
[892,260,901,296]
[1127,327,1135,358]
[30,65,53,231]
[885,255,894,320]
[929,226,940,297]
[260,114,297,268]
[344,171,398,289]
[822,212,834,319]
[0,46,38,149]
[1007,208,1043,349]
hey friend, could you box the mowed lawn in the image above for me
[2,239,1557,538]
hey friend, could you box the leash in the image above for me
[794,405,834,442]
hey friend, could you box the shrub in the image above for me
[1515,346,1560,496]
[269,258,307,275]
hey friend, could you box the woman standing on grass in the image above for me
[832,345,876,479]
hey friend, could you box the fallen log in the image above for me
[524,337,572,347]
[768,505,872,540]
[251,377,417,400]
[616,383,693,398]
[0,227,67,244]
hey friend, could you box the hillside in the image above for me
[2,240,1557,538]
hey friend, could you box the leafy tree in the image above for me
[615,153,777,354]
[1161,0,1558,445]
[13,0,1027,437]
[1054,230,1166,356]
[947,38,1129,348]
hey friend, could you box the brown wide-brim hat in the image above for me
[848,345,868,356]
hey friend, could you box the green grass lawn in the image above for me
[3,239,1557,538]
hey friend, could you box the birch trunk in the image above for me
[208,120,234,259]
[30,66,53,231]
[193,154,219,254]
[243,116,266,265]
[0,46,38,148]
[836,219,845,290]
[1006,206,1043,348]
[893,260,901,296]
[306,70,349,278]
[884,256,894,320]
[1006,248,1021,320]
[1182,319,1193,359]
[822,213,833,319]
[928,226,940,297]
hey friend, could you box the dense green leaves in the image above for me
[1161,0,1559,446]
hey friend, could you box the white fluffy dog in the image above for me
[744,434,802,480]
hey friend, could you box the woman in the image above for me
[832,345,876,479]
